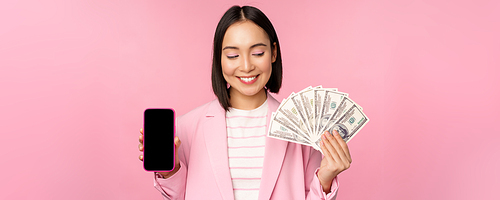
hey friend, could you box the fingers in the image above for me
[174,136,181,166]
[323,131,350,165]
[139,128,144,144]
[139,128,144,161]
[329,131,351,164]
[331,130,352,163]
[321,132,342,164]
[319,139,335,164]
[174,136,181,149]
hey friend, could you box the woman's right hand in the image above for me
[139,128,181,178]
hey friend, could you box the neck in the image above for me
[229,88,267,110]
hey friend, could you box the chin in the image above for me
[244,88,266,96]
[233,87,262,97]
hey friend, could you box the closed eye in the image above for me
[227,54,239,59]
[252,52,264,56]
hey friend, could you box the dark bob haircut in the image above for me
[211,5,283,111]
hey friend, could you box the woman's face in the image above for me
[221,20,276,98]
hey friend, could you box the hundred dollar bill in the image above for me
[314,104,369,147]
[272,110,312,142]
[268,112,313,147]
[290,93,313,135]
[316,90,348,136]
[268,86,369,155]
[313,87,339,136]
[299,88,316,137]
[277,94,310,135]
[313,89,325,138]
[277,92,297,110]
[326,97,359,130]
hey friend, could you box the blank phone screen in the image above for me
[143,109,175,171]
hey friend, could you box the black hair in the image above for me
[211,5,283,111]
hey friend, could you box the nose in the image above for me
[240,55,254,73]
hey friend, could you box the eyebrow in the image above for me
[222,43,267,50]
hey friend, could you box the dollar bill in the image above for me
[272,110,312,142]
[268,85,368,154]
[314,104,369,147]
[277,94,310,135]
[316,90,349,136]
[290,93,313,134]
[268,112,313,147]
[313,89,325,138]
[299,88,316,137]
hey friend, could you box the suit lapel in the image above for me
[258,95,288,200]
[203,100,234,200]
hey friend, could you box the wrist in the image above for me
[155,164,181,179]
[317,169,337,193]
[155,172,167,179]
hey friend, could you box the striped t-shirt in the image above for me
[226,99,268,200]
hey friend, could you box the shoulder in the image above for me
[267,93,281,110]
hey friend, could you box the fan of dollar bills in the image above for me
[267,86,369,153]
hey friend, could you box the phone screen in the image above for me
[143,109,175,171]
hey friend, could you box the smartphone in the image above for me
[143,108,175,172]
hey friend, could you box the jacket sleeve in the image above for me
[305,148,339,200]
[153,161,188,200]
[152,116,190,200]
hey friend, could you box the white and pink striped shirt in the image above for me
[226,99,268,200]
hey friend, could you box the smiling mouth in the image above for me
[238,75,259,83]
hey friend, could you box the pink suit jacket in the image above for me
[154,95,339,200]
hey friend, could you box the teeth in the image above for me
[240,76,256,82]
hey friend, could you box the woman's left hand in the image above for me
[317,130,352,193]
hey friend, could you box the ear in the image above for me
[271,42,277,63]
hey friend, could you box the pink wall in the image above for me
[1,0,499,199]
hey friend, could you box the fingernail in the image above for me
[322,134,326,139]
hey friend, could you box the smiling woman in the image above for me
[138,5,351,200]
[211,6,282,112]
[221,20,276,110]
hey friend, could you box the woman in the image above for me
[138,5,352,200]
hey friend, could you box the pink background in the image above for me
[1,0,499,199]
